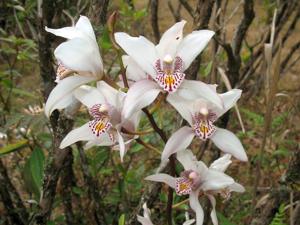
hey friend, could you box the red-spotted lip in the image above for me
[154,56,185,93]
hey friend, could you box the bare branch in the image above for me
[178,0,194,18]
[150,0,160,43]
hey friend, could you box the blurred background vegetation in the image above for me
[0,0,299,225]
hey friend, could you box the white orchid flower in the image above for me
[115,21,223,119]
[161,89,247,162]
[206,154,245,225]
[137,202,195,225]
[146,150,244,225]
[59,81,140,161]
[44,16,103,117]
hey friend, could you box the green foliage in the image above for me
[269,204,287,225]
[240,108,264,126]
[23,148,45,199]
[217,212,236,225]
[118,214,125,225]
[0,139,28,156]
[271,112,289,130]
[199,61,213,78]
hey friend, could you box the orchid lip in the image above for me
[175,170,201,195]
[154,56,185,93]
[192,110,217,140]
[88,104,114,140]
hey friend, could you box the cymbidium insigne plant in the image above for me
[45,15,247,225]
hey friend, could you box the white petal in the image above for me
[209,154,232,172]
[189,190,204,225]
[215,89,242,118]
[228,182,245,193]
[59,122,95,149]
[75,15,96,41]
[73,85,106,108]
[156,20,186,59]
[114,32,158,76]
[45,26,82,40]
[167,94,193,126]
[45,75,96,117]
[145,173,176,189]
[117,130,126,162]
[137,216,153,225]
[122,79,161,119]
[201,170,234,191]
[97,81,125,109]
[210,128,248,161]
[176,149,199,172]
[142,203,152,219]
[207,195,218,225]
[195,161,209,178]
[178,80,223,109]
[84,133,114,149]
[55,38,102,76]
[45,16,96,41]
[161,126,195,162]
[183,219,196,225]
[122,55,147,81]
[177,30,215,70]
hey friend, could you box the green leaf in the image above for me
[30,148,45,189]
[0,139,28,156]
[23,148,45,199]
[217,212,236,225]
[204,61,213,77]
[118,214,125,225]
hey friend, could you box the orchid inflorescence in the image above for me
[45,15,247,225]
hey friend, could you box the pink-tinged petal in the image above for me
[45,75,96,117]
[145,173,176,189]
[156,20,186,59]
[73,85,106,108]
[166,94,193,126]
[122,79,161,119]
[176,149,199,172]
[97,81,125,109]
[137,216,153,225]
[75,15,96,41]
[209,154,232,172]
[210,128,248,161]
[177,30,215,70]
[59,122,95,149]
[122,110,142,132]
[201,170,234,191]
[215,89,242,118]
[117,130,126,162]
[114,32,158,77]
[189,190,204,225]
[229,182,245,193]
[55,38,102,76]
[207,195,218,225]
[122,55,147,81]
[161,126,195,161]
[178,80,223,109]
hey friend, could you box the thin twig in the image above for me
[149,0,160,43]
